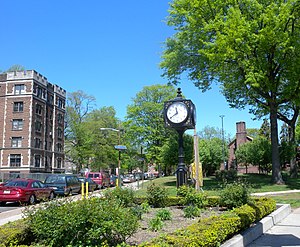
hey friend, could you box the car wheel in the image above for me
[49,191,55,200]
[0,201,6,206]
[66,189,72,196]
[28,195,36,205]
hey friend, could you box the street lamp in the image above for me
[100,128,127,187]
[219,115,226,170]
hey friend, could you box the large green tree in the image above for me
[65,91,96,172]
[125,84,177,168]
[161,0,300,184]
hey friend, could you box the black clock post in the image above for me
[164,88,196,187]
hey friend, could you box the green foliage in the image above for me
[148,217,164,232]
[178,186,208,208]
[156,208,172,221]
[124,84,177,169]
[235,136,272,173]
[146,183,168,208]
[219,181,251,209]
[0,219,32,247]
[215,170,238,182]
[207,196,220,207]
[104,187,135,207]
[160,133,194,175]
[161,0,300,184]
[24,197,139,247]
[140,201,151,213]
[249,197,277,221]
[176,184,190,197]
[232,204,256,230]
[144,215,241,246]
[183,205,201,218]
[198,138,226,176]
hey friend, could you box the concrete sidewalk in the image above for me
[247,207,300,247]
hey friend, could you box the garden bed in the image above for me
[127,206,225,245]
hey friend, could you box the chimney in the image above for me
[236,121,247,147]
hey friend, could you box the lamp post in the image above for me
[219,115,226,170]
[100,128,126,187]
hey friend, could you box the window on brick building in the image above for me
[57,158,62,168]
[35,121,42,132]
[10,154,21,167]
[36,104,42,115]
[11,137,22,148]
[12,119,23,130]
[35,155,41,168]
[35,138,41,148]
[15,84,25,94]
[56,143,63,152]
[13,102,24,112]
[57,127,63,139]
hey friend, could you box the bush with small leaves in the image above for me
[183,205,201,218]
[146,183,168,208]
[219,181,251,209]
[104,186,135,207]
[24,197,139,247]
[148,217,164,232]
[156,208,172,221]
[180,188,208,208]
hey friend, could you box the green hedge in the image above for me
[0,219,32,247]
[139,197,276,247]
[0,196,277,247]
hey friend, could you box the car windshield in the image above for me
[6,180,28,187]
[45,176,65,184]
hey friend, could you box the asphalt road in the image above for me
[0,202,21,213]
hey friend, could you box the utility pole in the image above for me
[219,115,226,170]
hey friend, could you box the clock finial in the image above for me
[177,88,182,98]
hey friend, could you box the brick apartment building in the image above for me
[0,70,66,174]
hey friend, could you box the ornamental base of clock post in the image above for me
[176,163,187,188]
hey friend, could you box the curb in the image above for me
[221,204,291,247]
[0,208,24,226]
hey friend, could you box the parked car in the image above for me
[86,172,110,188]
[122,174,136,183]
[78,177,98,192]
[44,174,81,196]
[109,175,123,187]
[0,178,55,206]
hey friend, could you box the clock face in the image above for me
[166,102,188,124]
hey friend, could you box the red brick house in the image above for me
[228,122,254,172]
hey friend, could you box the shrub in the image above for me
[215,170,238,182]
[146,183,168,208]
[0,219,33,247]
[104,186,135,207]
[180,188,208,208]
[219,181,250,209]
[207,196,220,207]
[232,204,256,229]
[156,208,172,221]
[148,217,164,232]
[183,205,201,218]
[176,185,191,197]
[25,197,139,246]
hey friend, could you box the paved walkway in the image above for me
[246,207,300,247]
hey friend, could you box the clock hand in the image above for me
[170,108,178,119]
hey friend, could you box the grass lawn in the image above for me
[135,173,300,208]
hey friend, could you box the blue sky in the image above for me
[0,0,264,137]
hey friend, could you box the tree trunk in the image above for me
[289,125,298,178]
[270,104,284,184]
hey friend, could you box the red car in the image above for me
[0,178,55,206]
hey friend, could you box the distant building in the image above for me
[0,70,66,174]
[228,121,254,172]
